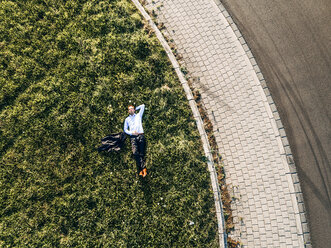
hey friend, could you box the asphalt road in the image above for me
[219,0,331,247]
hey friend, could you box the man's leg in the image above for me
[131,136,143,175]
[137,135,147,176]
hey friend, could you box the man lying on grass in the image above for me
[124,104,147,177]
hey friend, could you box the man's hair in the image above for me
[128,105,135,109]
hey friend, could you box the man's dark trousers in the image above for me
[130,134,146,173]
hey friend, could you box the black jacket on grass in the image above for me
[97,132,127,152]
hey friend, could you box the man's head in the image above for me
[128,105,135,115]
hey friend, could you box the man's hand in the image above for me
[132,131,138,135]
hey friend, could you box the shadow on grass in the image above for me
[139,174,153,207]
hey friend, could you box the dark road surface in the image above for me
[220,0,331,247]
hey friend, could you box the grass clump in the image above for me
[0,0,218,247]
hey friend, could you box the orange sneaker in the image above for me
[139,170,143,176]
[142,168,147,177]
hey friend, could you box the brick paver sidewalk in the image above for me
[144,0,306,247]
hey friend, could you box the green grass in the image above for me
[0,0,218,247]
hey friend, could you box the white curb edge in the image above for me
[131,0,227,247]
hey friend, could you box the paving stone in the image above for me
[143,0,306,247]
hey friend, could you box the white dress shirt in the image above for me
[124,104,145,135]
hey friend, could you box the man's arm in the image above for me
[124,118,132,135]
[136,104,145,118]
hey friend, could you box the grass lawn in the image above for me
[0,0,218,246]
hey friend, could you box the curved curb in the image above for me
[212,0,312,247]
[131,0,227,247]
